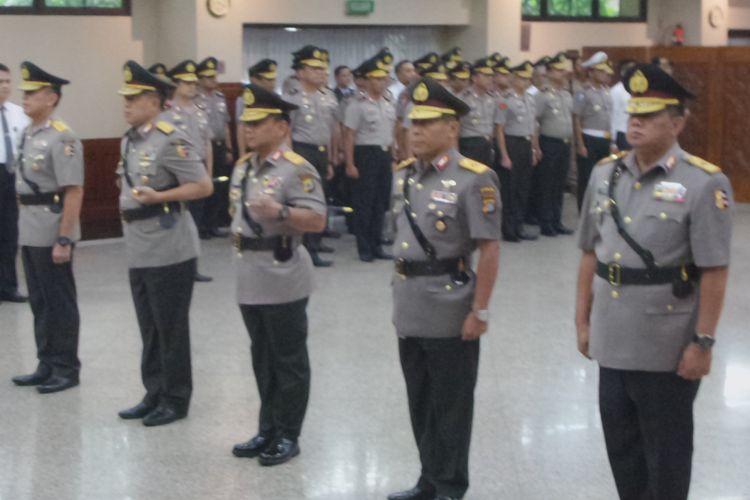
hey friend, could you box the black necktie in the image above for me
[1,105,14,173]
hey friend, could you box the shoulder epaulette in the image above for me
[283,150,306,166]
[396,158,417,171]
[51,120,68,132]
[215,90,225,97]
[155,121,175,135]
[459,157,489,174]
[596,150,628,166]
[686,155,721,174]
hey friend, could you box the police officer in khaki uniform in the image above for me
[229,84,326,466]
[116,61,213,426]
[237,59,278,154]
[574,51,614,210]
[534,52,575,237]
[576,64,732,500]
[165,60,213,281]
[285,45,339,267]
[457,56,496,166]
[344,53,397,262]
[11,62,84,394]
[389,78,501,500]
[494,61,540,242]
[446,60,471,96]
[195,56,233,235]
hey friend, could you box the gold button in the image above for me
[397,179,404,186]
[416,183,423,190]
[667,304,674,311]
[596,207,603,214]
[401,241,409,249]
[428,203,436,210]
[411,212,417,218]
[659,212,668,220]
[437,210,444,217]
[613,252,622,261]
[624,216,632,224]
[634,182,642,190]
[445,285,452,291]
[611,290,620,299]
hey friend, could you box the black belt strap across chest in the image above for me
[17,131,45,195]
[240,160,265,237]
[402,166,437,260]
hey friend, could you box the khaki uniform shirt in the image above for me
[161,103,211,161]
[344,93,396,147]
[15,119,84,247]
[573,84,612,133]
[285,86,339,146]
[391,149,501,338]
[459,87,496,139]
[230,145,327,305]
[118,121,207,269]
[194,90,230,141]
[535,87,574,140]
[495,90,536,137]
[578,144,733,371]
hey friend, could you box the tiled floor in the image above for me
[1,198,749,500]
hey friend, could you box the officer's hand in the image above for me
[248,195,282,221]
[677,343,712,380]
[326,163,335,181]
[532,148,542,166]
[500,155,512,170]
[578,144,588,158]
[461,312,487,341]
[225,151,234,165]
[576,322,591,359]
[131,186,163,205]
[346,164,360,179]
[52,243,72,264]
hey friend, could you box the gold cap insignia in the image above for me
[384,54,393,64]
[21,66,30,80]
[629,70,649,94]
[322,52,329,62]
[446,61,457,70]
[413,82,429,102]
[243,88,255,106]
[430,55,437,63]
[124,67,133,82]
[207,60,215,69]
[313,49,321,59]
[269,63,277,71]
[186,63,196,72]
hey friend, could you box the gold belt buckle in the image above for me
[232,233,241,252]
[395,258,406,276]
[608,262,622,287]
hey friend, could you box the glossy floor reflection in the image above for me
[1,197,749,500]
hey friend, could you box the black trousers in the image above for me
[537,135,572,226]
[129,258,196,412]
[240,297,310,440]
[203,140,230,230]
[504,135,534,233]
[21,245,80,378]
[458,136,493,167]
[0,170,19,295]
[293,142,328,252]
[399,336,480,499]
[599,367,700,500]
[576,134,611,211]
[352,145,391,257]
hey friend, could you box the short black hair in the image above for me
[395,60,412,74]
[667,103,687,117]
[334,65,350,77]
[0,63,9,73]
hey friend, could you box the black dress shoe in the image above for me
[387,485,436,500]
[553,223,575,235]
[258,438,300,466]
[12,369,51,386]
[323,229,341,239]
[380,237,394,245]
[434,496,459,500]
[198,230,213,240]
[195,272,213,282]
[540,224,558,237]
[524,216,539,225]
[232,434,272,458]
[318,243,335,254]
[516,229,538,241]
[1,290,28,303]
[373,249,392,260]
[359,253,374,263]
[210,228,229,238]
[142,406,186,427]
[37,376,79,394]
[310,252,333,267]
[502,231,520,242]
[118,401,157,420]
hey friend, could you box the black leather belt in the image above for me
[18,192,64,206]
[121,202,182,223]
[294,141,327,153]
[234,234,295,252]
[596,261,700,286]
[540,135,571,144]
[395,257,465,277]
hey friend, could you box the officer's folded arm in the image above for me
[133,176,213,205]
[462,239,500,341]
[248,196,326,234]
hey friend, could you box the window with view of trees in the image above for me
[0,0,129,14]
[523,0,646,21]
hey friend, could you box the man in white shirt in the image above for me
[610,59,636,152]
[0,63,30,303]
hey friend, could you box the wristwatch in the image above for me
[277,205,290,221]
[474,309,490,322]
[56,236,72,247]
[692,333,716,350]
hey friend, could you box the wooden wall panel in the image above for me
[81,137,122,240]
[583,46,750,202]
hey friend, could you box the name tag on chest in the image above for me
[653,182,687,203]
[430,190,458,204]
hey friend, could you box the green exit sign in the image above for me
[346,0,374,15]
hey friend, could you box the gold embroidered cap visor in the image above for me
[408,104,457,120]
[118,83,158,96]
[18,81,52,91]
[172,73,199,82]
[198,69,218,77]
[366,69,389,78]
[301,59,328,69]
[240,107,284,122]
[257,71,277,80]
[626,96,681,115]
[592,62,614,75]
[424,72,447,81]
